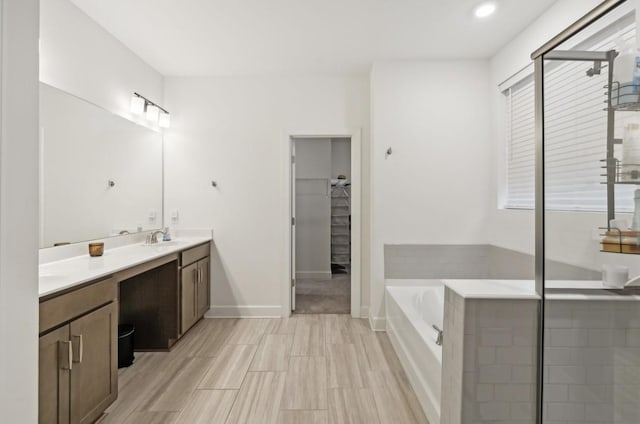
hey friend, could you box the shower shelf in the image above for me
[607,81,640,111]
[600,158,640,184]
[599,227,640,255]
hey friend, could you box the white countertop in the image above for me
[443,279,541,300]
[39,236,212,298]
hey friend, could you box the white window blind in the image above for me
[504,18,636,212]
[505,76,535,209]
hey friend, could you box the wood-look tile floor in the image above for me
[103,315,428,424]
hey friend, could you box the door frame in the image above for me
[283,129,362,318]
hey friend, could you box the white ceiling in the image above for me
[70,0,558,76]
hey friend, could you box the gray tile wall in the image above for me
[440,288,539,424]
[384,244,600,281]
[543,300,640,424]
[463,298,539,424]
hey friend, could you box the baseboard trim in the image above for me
[295,271,332,279]
[205,305,282,318]
[369,314,386,332]
[360,305,370,319]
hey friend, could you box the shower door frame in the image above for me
[532,1,628,423]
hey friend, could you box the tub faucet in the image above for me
[432,325,443,346]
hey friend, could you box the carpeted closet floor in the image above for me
[294,274,350,314]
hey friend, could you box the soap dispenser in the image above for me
[632,189,640,231]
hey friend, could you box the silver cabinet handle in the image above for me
[72,335,83,363]
[194,272,198,315]
[59,340,73,370]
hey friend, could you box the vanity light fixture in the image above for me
[129,92,171,128]
[158,111,171,128]
[474,1,497,19]
[130,95,145,114]
[146,104,160,122]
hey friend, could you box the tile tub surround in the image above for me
[440,287,539,424]
[384,244,600,281]
[39,230,213,297]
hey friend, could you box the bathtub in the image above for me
[385,280,444,424]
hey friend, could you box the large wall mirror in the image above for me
[40,83,163,248]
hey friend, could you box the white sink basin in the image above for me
[141,240,188,249]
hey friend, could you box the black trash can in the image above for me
[118,324,135,368]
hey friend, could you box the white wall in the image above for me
[486,0,640,276]
[163,75,369,317]
[0,0,40,421]
[294,139,332,278]
[39,0,163,127]
[369,60,492,327]
[332,138,351,179]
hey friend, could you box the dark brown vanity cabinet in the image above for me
[38,241,211,423]
[180,243,211,334]
[38,278,118,424]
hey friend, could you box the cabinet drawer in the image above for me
[40,277,117,334]
[181,242,210,266]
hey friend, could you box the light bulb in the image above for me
[146,104,160,122]
[130,95,145,114]
[474,2,497,18]
[158,111,171,128]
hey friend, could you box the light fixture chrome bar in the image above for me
[531,0,626,59]
[543,50,612,62]
[133,92,169,114]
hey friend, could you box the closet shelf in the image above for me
[331,185,351,271]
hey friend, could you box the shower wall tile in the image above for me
[543,299,640,424]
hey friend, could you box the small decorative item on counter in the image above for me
[88,242,104,257]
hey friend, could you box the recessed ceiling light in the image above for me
[474,2,497,19]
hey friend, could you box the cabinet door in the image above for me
[196,257,210,318]
[69,302,117,424]
[39,325,71,424]
[181,262,198,334]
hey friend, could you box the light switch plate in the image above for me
[171,209,179,224]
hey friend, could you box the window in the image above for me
[503,14,636,212]
[504,75,535,209]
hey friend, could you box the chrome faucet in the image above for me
[432,324,444,346]
[146,230,166,245]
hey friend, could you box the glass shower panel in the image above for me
[542,4,640,423]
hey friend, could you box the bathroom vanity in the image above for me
[38,237,211,424]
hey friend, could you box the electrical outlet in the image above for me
[171,209,179,225]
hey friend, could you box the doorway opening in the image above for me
[291,137,353,314]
